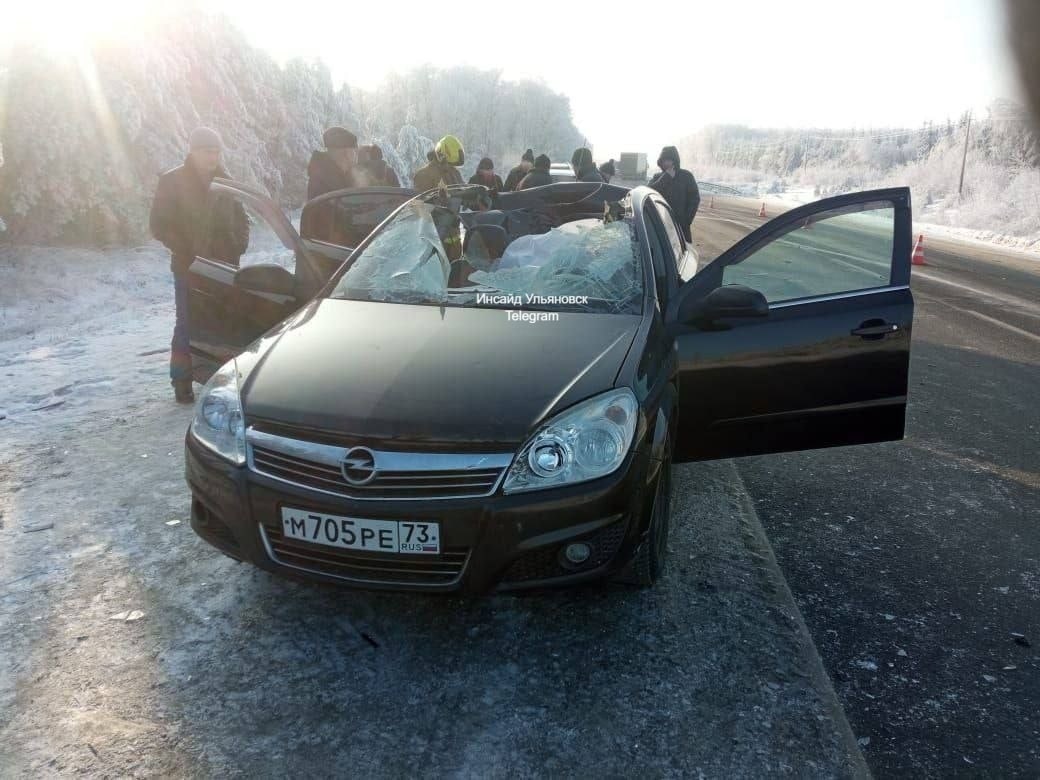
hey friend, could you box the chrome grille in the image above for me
[246,427,512,500]
[261,524,468,585]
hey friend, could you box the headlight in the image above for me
[190,360,246,465]
[187,320,291,465]
[502,388,639,494]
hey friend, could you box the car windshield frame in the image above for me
[324,185,646,316]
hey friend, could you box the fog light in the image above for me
[563,542,592,565]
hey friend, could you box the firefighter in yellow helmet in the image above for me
[412,135,466,192]
[412,135,467,260]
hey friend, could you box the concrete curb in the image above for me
[728,461,872,779]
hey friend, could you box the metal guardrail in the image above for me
[610,178,745,196]
[697,181,743,196]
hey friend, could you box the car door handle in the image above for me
[851,321,900,338]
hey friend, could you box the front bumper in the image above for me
[185,433,658,594]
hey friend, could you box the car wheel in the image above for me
[626,442,673,587]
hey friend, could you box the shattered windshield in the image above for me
[329,191,643,314]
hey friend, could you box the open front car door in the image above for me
[669,188,914,462]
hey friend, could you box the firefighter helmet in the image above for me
[435,135,465,166]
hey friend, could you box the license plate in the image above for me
[279,507,440,555]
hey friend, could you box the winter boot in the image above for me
[172,379,195,404]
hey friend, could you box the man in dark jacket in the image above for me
[149,127,248,403]
[571,148,605,183]
[412,135,465,192]
[503,148,535,192]
[372,145,401,187]
[468,157,504,195]
[307,126,360,199]
[518,154,553,189]
[598,158,616,183]
[649,146,700,242]
[359,144,401,187]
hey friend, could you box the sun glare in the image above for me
[6,0,155,55]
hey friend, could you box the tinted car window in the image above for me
[654,200,686,266]
[642,203,672,308]
[722,202,895,303]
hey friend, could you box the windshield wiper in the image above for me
[331,288,448,306]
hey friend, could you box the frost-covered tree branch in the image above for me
[680,113,1040,238]
[0,12,585,245]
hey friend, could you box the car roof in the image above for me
[549,164,576,181]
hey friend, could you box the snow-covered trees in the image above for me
[353,65,585,181]
[0,12,586,245]
[680,108,1040,238]
[0,12,306,244]
[394,125,436,188]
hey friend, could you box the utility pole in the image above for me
[958,110,972,197]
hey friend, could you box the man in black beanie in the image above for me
[358,144,401,187]
[468,157,504,195]
[503,148,536,192]
[518,154,553,190]
[307,126,360,199]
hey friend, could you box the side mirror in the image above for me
[234,263,296,297]
[683,284,768,328]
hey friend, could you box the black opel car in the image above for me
[184,179,914,592]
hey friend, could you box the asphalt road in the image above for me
[695,196,1040,777]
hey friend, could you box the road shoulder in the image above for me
[726,461,872,778]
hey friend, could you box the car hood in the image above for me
[243,299,641,449]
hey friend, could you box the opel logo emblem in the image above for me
[341,447,378,486]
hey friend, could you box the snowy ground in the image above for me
[0,243,867,776]
[0,244,171,343]
[904,218,1040,256]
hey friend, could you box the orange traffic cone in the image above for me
[911,234,926,266]
[758,202,767,217]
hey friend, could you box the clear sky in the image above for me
[5,0,1023,160]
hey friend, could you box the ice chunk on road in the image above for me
[109,610,145,621]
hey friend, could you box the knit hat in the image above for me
[189,127,223,152]
[522,148,535,163]
[534,154,551,170]
[323,126,358,149]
